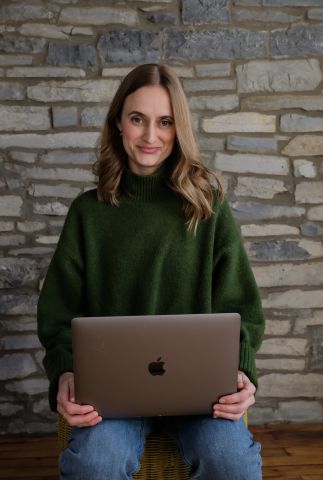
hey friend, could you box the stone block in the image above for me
[81,106,107,127]
[18,23,94,40]
[0,132,99,149]
[271,23,323,57]
[147,13,177,24]
[0,55,32,65]
[294,311,323,334]
[258,338,307,356]
[183,78,236,92]
[9,151,37,163]
[283,135,323,156]
[7,419,56,435]
[60,7,138,26]
[164,28,268,60]
[0,334,41,350]
[6,378,49,395]
[263,290,323,309]
[237,59,322,93]
[6,66,86,78]
[0,4,54,22]
[295,182,323,203]
[0,403,24,417]
[33,201,69,216]
[0,221,14,232]
[247,239,323,262]
[232,202,305,221]
[0,258,40,288]
[182,0,229,24]
[188,94,239,111]
[241,224,299,237]
[0,196,23,217]
[308,9,323,20]
[27,80,119,102]
[256,358,305,371]
[258,373,323,397]
[28,183,81,198]
[309,326,323,371]
[0,316,37,332]
[5,163,94,182]
[0,106,51,131]
[195,63,231,77]
[40,151,95,165]
[98,31,159,64]
[0,235,25,247]
[17,221,45,233]
[35,235,60,245]
[0,35,46,54]
[0,294,38,315]
[9,247,54,256]
[276,401,323,423]
[214,153,289,175]
[227,135,286,154]
[102,67,134,78]
[0,82,25,100]
[301,222,323,237]
[281,114,323,132]
[203,113,276,133]
[46,43,96,66]
[307,206,323,221]
[0,354,37,381]
[235,177,287,199]
[197,136,225,151]
[52,106,78,128]
[253,262,323,287]
[233,8,301,23]
[293,159,316,178]
[264,319,292,336]
[242,94,323,111]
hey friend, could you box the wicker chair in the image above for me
[58,413,248,480]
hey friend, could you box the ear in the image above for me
[116,119,121,132]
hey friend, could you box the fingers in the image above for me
[57,372,102,428]
[212,371,256,420]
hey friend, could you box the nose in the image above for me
[143,122,157,144]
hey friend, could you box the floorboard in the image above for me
[0,423,322,479]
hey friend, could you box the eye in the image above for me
[130,116,143,125]
[160,118,174,128]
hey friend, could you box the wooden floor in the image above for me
[0,423,323,479]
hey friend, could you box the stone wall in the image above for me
[0,0,323,434]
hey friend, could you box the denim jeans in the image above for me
[60,416,262,480]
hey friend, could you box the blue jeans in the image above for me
[60,416,262,479]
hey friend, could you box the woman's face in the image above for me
[117,85,176,176]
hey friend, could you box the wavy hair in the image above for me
[94,63,223,233]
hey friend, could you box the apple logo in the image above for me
[148,357,166,376]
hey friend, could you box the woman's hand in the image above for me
[57,372,102,428]
[212,370,256,420]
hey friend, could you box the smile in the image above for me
[138,146,161,154]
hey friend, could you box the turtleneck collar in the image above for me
[121,163,171,202]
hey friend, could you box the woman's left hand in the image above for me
[212,370,256,420]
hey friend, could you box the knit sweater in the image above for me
[37,166,265,412]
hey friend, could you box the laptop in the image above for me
[72,313,240,418]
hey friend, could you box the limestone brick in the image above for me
[203,113,276,133]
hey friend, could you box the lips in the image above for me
[138,146,161,154]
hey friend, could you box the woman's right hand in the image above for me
[57,372,102,428]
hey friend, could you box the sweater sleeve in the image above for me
[212,199,265,388]
[37,200,86,411]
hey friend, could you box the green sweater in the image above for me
[37,166,265,412]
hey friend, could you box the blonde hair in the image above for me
[94,63,223,233]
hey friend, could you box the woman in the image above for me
[37,63,264,479]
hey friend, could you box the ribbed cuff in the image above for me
[239,341,258,388]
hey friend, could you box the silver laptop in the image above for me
[72,313,240,418]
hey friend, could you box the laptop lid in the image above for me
[72,313,240,418]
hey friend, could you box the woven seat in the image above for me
[58,413,247,479]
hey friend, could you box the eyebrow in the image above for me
[128,110,174,120]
